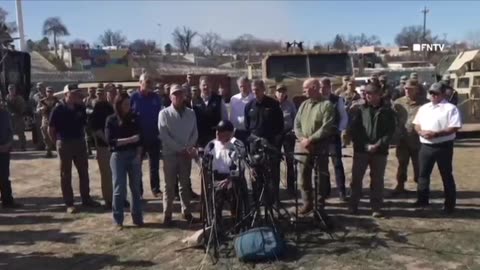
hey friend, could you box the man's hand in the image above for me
[341,131,351,146]
[129,135,140,143]
[420,130,436,139]
[367,144,379,153]
[300,138,312,149]
[186,147,198,159]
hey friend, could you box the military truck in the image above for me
[250,51,354,106]
[444,49,480,131]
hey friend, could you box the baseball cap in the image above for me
[46,86,54,92]
[276,84,287,92]
[404,79,419,89]
[170,84,184,95]
[410,72,418,79]
[63,83,80,93]
[400,75,408,81]
[442,74,451,81]
[428,82,446,94]
[214,120,234,132]
[96,88,105,94]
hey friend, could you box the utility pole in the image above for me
[157,23,162,52]
[421,6,429,60]
[15,0,26,51]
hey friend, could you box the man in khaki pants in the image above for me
[89,88,114,208]
[158,84,198,226]
[49,84,101,213]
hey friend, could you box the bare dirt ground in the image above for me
[1,135,480,270]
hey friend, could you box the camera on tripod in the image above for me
[247,136,281,168]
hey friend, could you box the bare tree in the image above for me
[394,25,436,47]
[228,34,281,53]
[465,30,480,49]
[346,33,381,50]
[200,32,222,56]
[164,43,173,55]
[42,17,70,58]
[0,7,17,37]
[98,29,127,47]
[332,34,348,50]
[129,39,157,54]
[172,26,198,54]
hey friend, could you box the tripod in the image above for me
[233,150,293,235]
[200,154,221,260]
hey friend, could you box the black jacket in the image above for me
[244,95,284,147]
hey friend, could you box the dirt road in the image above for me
[1,138,480,270]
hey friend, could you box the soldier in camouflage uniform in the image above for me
[391,79,428,195]
[6,84,26,151]
[37,87,59,158]
[395,75,408,98]
[83,87,97,156]
[340,79,361,109]
[31,82,47,150]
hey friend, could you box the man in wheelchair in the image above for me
[202,120,248,232]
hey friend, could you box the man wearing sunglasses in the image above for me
[412,82,462,214]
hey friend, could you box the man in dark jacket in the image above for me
[191,76,228,148]
[245,79,284,205]
[347,83,396,218]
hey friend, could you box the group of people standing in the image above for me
[0,70,462,229]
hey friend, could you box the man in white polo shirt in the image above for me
[412,82,462,214]
[229,76,254,145]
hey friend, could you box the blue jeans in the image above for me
[110,150,143,225]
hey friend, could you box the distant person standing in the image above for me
[6,84,26,151]
[90,88,115,208]
[0,98,21,208]
[441,75,458,106]
[229,76,254,145]
[319,78,349,201]
[413,83,462,214]
[31,82,47,150]
[37,87,59,158]
[84,87,97,156]
[275,84,297,194]
[49,84,101,213]
[105,93,144,229]
[391,80,428,195]
[130,73,163,198]
[158,84,198,225]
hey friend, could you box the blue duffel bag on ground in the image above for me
[234,227,286,262]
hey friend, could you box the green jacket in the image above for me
[348,101,396,155]
[294,98,336,144]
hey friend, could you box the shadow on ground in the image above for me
[0,251,155,270]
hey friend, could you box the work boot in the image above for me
[66,206,77,214]
[391,182,406,196]
[45,151,54,158]
[372,211,384,218]
[82,199,101,208]
[299,202,313,215]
